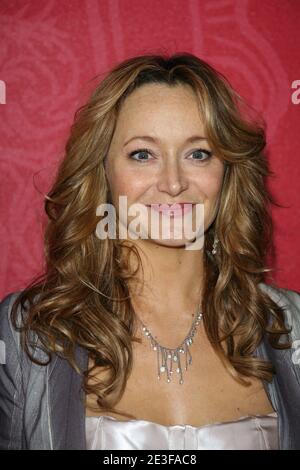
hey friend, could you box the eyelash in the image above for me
[128,147,213,163]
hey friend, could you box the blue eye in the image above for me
[189,149,212,161]
[128,148,153,163]
[127,148,213,163]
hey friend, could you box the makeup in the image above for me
[147,203,194,217]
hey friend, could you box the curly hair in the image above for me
[10,52,292,420]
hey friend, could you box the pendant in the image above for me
[141,312,203,384]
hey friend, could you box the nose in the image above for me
[156,158,188,196]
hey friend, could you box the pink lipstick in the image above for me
[147,203,194,217]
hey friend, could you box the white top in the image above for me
[85,411,278,450]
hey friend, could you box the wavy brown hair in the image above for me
[10,52,292,420]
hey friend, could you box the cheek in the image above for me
[196,171,224,200]
[197,169,224,218]
[207,178,223,201]
[107,165,146,202]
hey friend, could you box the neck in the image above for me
[123,239,204,326]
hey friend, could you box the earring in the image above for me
[212,234,219,255]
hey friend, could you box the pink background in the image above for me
[0,0,299,300]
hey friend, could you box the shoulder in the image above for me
[259,281,300,305]
[0,290,27,449]
[0,289,33,378]
[0,289,46,365]
[258,282,300,341]
[0,290,24,349]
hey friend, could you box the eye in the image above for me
[188,149,213,162]
[128,148,153,163]
[127,147,213,163]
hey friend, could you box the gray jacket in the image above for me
[0,282,300,450]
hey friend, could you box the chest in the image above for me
[85,326,275,426]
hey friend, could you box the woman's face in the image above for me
[104,83,225,249]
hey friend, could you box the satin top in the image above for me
[85,411,278,450]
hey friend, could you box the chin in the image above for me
[145,235,202,250]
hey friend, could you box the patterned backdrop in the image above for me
[0,0,299,299]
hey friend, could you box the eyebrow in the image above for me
[123,135,208,147]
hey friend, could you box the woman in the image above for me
[1,52,300,450]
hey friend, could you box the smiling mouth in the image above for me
[146,203,195,216]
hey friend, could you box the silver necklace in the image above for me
[138,306,203,385]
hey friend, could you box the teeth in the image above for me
[151,204,188,209]
[147,203,194,212]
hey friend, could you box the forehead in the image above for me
[115,83,206,136]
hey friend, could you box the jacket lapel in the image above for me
[49,345,89,450]
[257,282,300,449]
[255,336,294,449]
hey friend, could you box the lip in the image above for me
[146,203,195,217]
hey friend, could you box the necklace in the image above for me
[138,305,203,385]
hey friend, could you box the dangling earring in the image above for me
[212,234,219,255]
